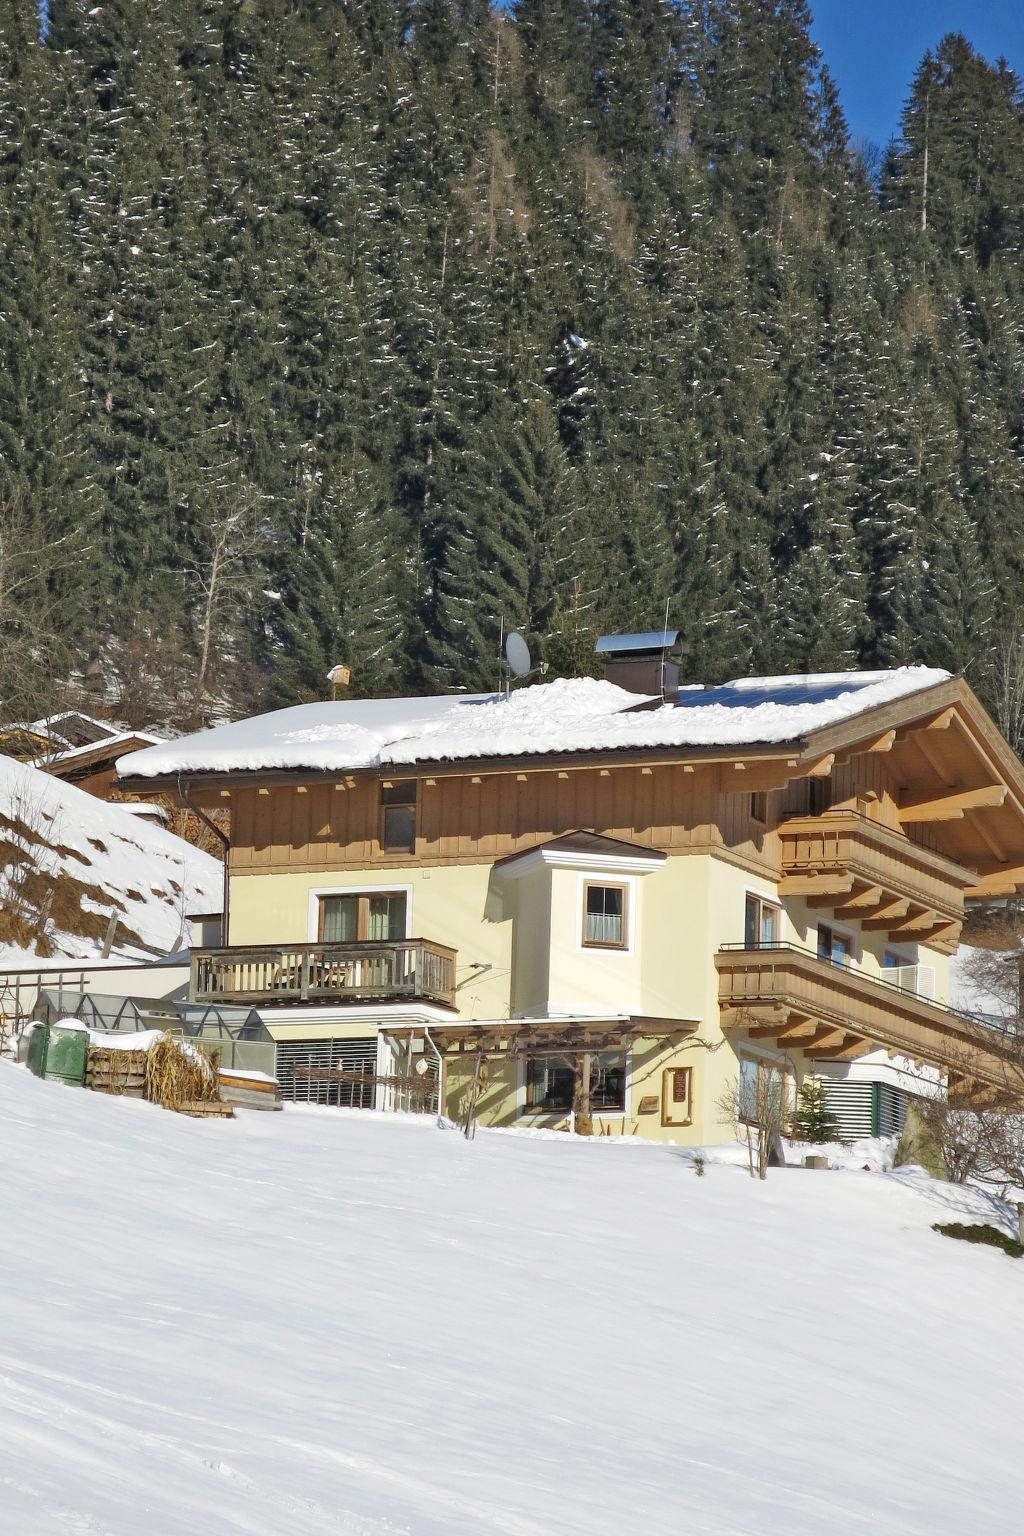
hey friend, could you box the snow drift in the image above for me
[1,1065,1020,1536]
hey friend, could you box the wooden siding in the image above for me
[223,764,782,876]
[213,733,999,916]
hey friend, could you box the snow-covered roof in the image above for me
[117,667,951,781]
[46,729,164,768]
[27,710,126,748]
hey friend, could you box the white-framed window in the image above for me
[745,893,781,949]
[737,1051,793,1126]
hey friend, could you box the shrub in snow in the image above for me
[933,1222,1023,1258]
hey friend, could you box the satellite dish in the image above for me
[505,631,532,678]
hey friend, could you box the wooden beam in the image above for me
[885,904,939,936]
[831,884,885,919]
[836,730,896,763]
[747,1023,793,1041]
[797,1026,849,1053]
[861,897,910,930]
[896,707,956,740]
[967,865,1024,898]
[806,754,836,778]
[909,920,962,949]
[809,1035,874,1061]
[721,1004,788,1032]
[912,729,956,787]
[776,1017,821,1042]
[964,808,1009,864]
[899,785,1007,823]
[778,873,855,900]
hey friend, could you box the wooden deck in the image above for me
[191,938,458,1010]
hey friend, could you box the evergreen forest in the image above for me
[3,2,1024,737]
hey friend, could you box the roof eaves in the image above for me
[793,676,964,760]
[116,740,803,796]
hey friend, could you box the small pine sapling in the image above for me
[793,1075,839,1144]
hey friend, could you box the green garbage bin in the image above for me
[25,1021,88,1086]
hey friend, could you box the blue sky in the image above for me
[809,0,1024,148]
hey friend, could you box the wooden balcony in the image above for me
[777,811,975,952]
[715,943,1006,1089]
[191,939,458,1011]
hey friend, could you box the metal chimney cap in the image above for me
[595,630,683,658]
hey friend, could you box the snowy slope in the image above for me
[2,1065,1021,1536]
[120,666,950,778]
[0,754,221,959]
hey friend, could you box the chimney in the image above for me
[595,631,686,705]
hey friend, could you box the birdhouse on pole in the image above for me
[327,664,352,700]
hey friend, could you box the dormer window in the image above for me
[380,780,416,851]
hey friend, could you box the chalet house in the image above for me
[116,642,1024,1144]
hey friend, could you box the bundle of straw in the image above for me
[144,1032,220,1112]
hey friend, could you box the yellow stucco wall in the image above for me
[228,863,515,1022]
[225,851,951,1144]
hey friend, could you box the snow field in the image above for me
[1,1063,1021,1536]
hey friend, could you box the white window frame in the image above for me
[744,890,783,949]
[575,872,637,955]
[306,882,414,943]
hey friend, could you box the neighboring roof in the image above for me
[45,730,165,775]
[29,710,126,749]
[494,830,668,876]
[117,668,950,782]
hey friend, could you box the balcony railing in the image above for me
[191,939,458,1011]
[777,810,973,947]
[715,941,1003,1084]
